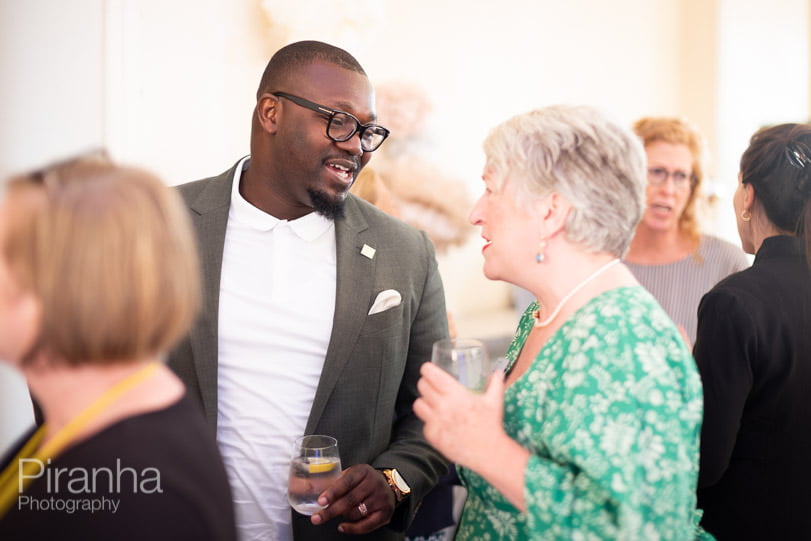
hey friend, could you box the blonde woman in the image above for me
[624,117,749,343]
[0,154,236,540]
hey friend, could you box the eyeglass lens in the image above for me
[328,113,388,152]
[648,167,692,189]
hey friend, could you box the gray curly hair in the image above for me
[483,105,646,257]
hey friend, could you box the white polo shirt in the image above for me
[216,157,337,541]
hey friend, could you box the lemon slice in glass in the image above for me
[308,458,337,474]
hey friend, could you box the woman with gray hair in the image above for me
[414,106,711,540]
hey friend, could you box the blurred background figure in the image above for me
[694,123,811,540]
[371,82,473,255]
[0,153,236,540]
[349,167,402,219]
[415,105,711,540]
[624,117,749,344]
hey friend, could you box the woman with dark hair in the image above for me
[694,123,811,540]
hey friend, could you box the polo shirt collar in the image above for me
[230,156,334,241]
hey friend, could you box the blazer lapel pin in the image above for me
[361,244,376,260]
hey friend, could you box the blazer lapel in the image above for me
[185,165,236,427]
[306,196,375,433]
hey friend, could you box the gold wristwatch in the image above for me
[381,468,411,503]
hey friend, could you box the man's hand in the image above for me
[310,464,396,535]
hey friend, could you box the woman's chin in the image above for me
[642,211,681,231]
[482,265,502,282]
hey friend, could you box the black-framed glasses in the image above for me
[273,92,390,152]
[647,167,695,191]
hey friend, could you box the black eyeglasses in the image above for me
[647,167,695,191]
[273,92,390,152]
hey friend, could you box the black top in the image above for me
[0,393,237,541]
[694,235,811,540]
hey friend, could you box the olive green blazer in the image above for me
[168,160,449,540]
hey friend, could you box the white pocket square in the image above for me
[368,289,402,315]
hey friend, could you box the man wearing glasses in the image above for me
[168,41,448,541]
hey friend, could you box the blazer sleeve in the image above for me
[693,287,755,487]
[371,230,450,529]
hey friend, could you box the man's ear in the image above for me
[255,93,279,134]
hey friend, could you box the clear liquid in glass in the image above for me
[287,456,342,515]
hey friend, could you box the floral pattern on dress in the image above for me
[456,287,713,540]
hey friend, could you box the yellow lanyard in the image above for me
[0,362,159,517]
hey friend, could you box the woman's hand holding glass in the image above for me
[415,358,534,511]
[414,361,507,470]
[430,338,492,392]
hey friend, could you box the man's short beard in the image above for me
[308,188,346,220]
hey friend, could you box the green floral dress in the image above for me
[456,287,713,540]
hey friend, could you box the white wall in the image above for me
[0,0,809,450]
[356,1,687,330]
[101,0,272,183]
[0,0,107,450]
[712,0,811,240]
[0,0,105,177]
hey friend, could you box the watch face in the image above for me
[392,469,410,491]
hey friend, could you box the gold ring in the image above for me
[358,502,368,517]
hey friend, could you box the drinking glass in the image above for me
[288,435,342,515]
[431,338,491,392]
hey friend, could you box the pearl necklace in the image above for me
[532,258,620,328]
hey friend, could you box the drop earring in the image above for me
[535,239,547,263]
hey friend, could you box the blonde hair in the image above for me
[3,153,200,367]
[632,117,707,242]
